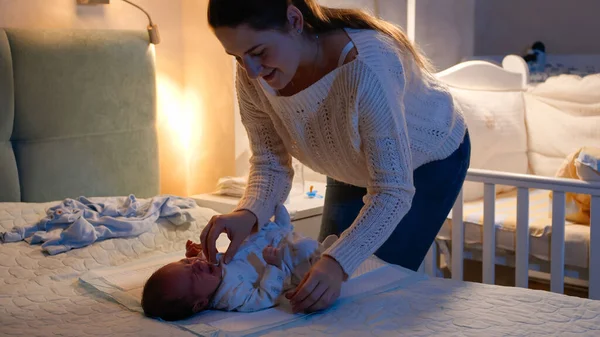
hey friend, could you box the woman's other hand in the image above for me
[285,255,345,313]
[200,210,258,264]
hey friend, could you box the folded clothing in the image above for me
[214,176,247,197]
[1,195,197,254]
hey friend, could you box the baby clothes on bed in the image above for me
[209,205,337,312]
[0,195,197,254]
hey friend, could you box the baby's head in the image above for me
[141,256,223,321]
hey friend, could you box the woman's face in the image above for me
[214,24,302,90]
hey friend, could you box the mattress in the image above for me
[2,199,600,336]
[438,189,590,270]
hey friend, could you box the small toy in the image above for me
[523,41,546,73]
[306,185,323,199]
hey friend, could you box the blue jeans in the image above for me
[319,131,471,271]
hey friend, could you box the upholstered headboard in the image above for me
[0,29,159,202]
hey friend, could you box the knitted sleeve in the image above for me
[233,69,293,227]
[323,59,416,276]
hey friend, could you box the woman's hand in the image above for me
[285,255,345,313]
[200,210,258,264]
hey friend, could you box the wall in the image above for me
[319,0,407,34]
[0,0,184,86]
[475,0,600,56]
[0,0,235,196]
[414,0,475,71]
[323,0,476,71]
[181,0,235,195]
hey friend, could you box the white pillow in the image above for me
[527,74,600,104]
[450,87,529,201]
[524,75,600,177]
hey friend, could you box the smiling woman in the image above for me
[208,0,430,96]
[202,0,470,314]
[216,23,318,94]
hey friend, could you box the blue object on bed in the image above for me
[0,195,197,254]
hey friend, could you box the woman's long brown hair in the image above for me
[208,0,433,72]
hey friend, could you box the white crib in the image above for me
[419,55,600,301]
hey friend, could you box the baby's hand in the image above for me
[262,246,283,268]
[186,240,203,258]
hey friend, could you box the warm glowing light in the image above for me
[156,74,203,196]
[148,44,156,58]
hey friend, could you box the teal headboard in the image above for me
[0,29,159,202]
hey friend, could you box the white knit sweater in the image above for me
[233,28,467,276]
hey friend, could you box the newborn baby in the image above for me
[141,204,337,321]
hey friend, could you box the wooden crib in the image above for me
[419,55,600,301]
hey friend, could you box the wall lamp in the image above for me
[76,0,161,44]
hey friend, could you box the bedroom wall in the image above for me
[0,0,235,196]
[181,0,235,196]
[414,0,475,71]
[475,0,600,56]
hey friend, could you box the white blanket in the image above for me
[1,195,197,254]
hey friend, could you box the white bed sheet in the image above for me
[2,199,600,337]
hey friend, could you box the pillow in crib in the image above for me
[449,87,529,201]
[525,74,600,177]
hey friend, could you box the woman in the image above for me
[201,0,471,314]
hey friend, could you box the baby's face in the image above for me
[157,256,223,311]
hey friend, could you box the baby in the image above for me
[141,204,337,321]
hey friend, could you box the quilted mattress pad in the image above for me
[2,199,600,337]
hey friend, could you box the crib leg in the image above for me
[550,191,566,294]
[451,189,464,281]
[590,196,600,300]
[423,242,437,277]
[482,183,496,284]
[515,187,530,288]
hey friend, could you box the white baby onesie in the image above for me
[208,205,337,312]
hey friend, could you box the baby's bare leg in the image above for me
[262,245,283,268]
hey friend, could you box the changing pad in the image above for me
[79,244,420,337]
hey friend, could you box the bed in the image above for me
[1,28,600,337]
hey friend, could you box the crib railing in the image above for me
[421,168,600,300]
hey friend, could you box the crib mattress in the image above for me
[438,189,591,269]
[2,199,600,336]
